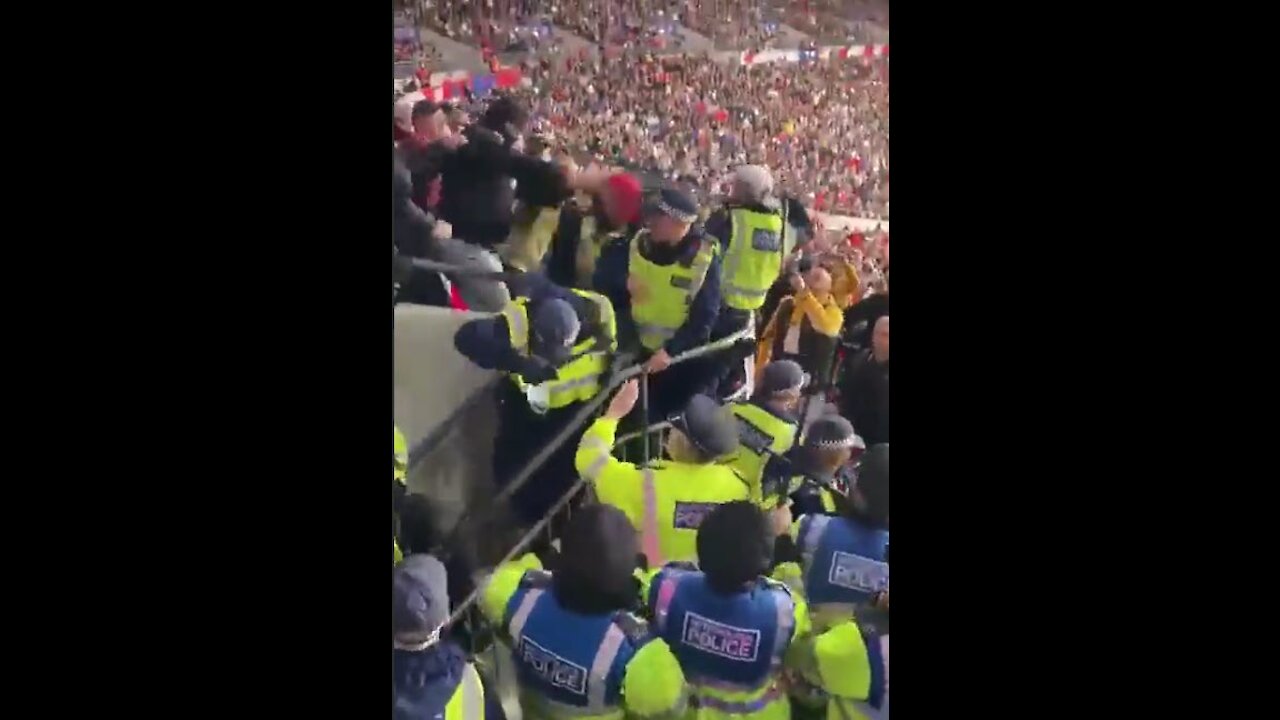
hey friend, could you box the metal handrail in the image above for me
[613,421,673,447]
[418,320,754,648]
[435,319,755,554]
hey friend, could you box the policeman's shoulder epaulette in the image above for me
[520,569,553,589]
[611,611,651,644]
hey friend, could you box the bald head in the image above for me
[872,315,889,362]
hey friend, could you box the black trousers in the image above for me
[492,383,592,527]
[704,308,756,397]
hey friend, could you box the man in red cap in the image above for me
[545,171,643,289]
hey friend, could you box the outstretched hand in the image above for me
[605,378,640,420]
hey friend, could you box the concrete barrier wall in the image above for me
[394,305,502,546]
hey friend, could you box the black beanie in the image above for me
[554,505,639,613]
[697,501,772,593]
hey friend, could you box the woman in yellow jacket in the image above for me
[755,266,845,393]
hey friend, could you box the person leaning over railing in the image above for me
[640,501,808,720]
[480,504,688,720]
[576,379,749,568]
[454,272,617,528]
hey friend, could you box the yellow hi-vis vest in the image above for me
[721,207,785,311]
[629,229,717,351]
[727,402,799,504]
[634,461,750,567]
[501,289,618,410]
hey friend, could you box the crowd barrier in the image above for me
[402,316,755,656]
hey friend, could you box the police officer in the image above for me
[643,501,808,720]
[703,166,787,327]
[593,187,722,422]
[769,443,889,720]
[702,166,788,394]
[454,275,617,525]
[576,379,749,567]
[772,442,888,631]
[760,415,865,515]
[393,554,499,720]
[479,504,688,720]
[726,360,805,505]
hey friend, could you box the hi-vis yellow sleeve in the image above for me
[815,621,873,699]
[480,553,543,626]
[575,417,644,527]
[623,639,689,719]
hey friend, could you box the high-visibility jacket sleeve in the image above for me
[622,638,689,719]
[575,418,644,526]
[814,621,878,700]
[480,553,543,626]
[790,590,813,639]
[770,517,806,593]
[793,289,844,337]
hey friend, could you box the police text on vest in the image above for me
[518,637,589,695]
[681,612,761,662]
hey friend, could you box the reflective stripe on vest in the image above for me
[504,300,531,350]
[629,230,716,350]
[688,684,784,715]
[508,587,543,639]
[640,468,665,567]
[580,436,611,483]
[721,208,784,311]
[768,586,795,671]
[446,663,485,720]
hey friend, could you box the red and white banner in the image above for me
[401,66,526,101]
[740,44,889,66]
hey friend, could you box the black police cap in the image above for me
[672,394,739,458]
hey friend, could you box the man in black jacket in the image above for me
[434,96,573,249]
[839,315,889,445]
[842,265,889,350]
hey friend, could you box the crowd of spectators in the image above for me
[407,0,886,52]
[514,50,889,218]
